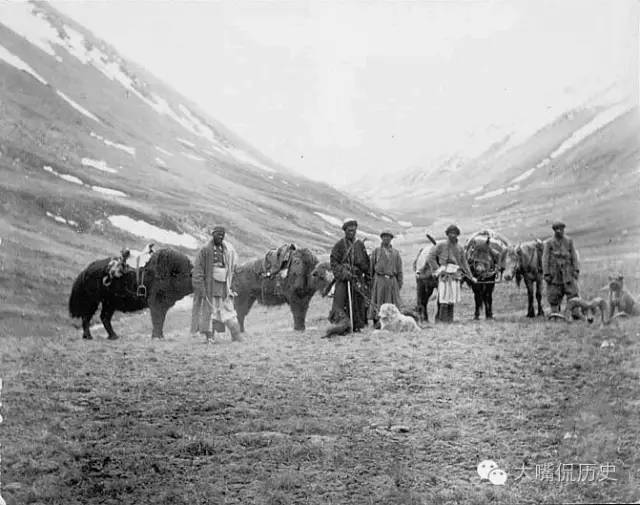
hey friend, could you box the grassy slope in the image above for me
[1,244,639,504]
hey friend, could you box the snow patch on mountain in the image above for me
[314,212,343,227]
[108,215,198,249]
[43,165,83,185]
[90,131,135,156]
[0,44,48,84]
[57,91,100,122]
[81,158,117,174]
[91,186,127,197]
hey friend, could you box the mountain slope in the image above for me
[0,1,405,336]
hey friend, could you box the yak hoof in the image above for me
[82,334,93,340]
[107,334,119,340]
[294,327,306,332]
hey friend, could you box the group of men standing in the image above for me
[189,217,581,342]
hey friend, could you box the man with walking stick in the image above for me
[323,218,370,338]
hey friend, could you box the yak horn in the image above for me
[611,312,629,320]
[548,312,568,321]
[567,297,589,310]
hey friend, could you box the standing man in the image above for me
[426,224,476,322]
[542,221,580,316]
[192,226,242,343]
[325,218,370,336]
[369,230,403,329]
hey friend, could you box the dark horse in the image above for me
[501,240,545,317]
[464,234,506,320]
[69,248,193,339]
[412,243,438,323]
[233,248,333,332]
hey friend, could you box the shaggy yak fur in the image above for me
[233,248,332,332]
[69,248,193,339]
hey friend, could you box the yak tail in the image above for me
[69,271,90,318]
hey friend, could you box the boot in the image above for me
[550,304,560,316]
[226,318,243,342]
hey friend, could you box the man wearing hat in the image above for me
[325,218,370,336]
[368,230,403,328]
[191,226,242,343]
[542,221,580,316]
[426,224,476,322]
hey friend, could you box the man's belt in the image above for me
[376,273,395,279]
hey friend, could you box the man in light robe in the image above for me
[192,226,241,343]
[426,224,476,322]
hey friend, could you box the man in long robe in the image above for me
[368,230,403,328]
[542,221,580,315]
[325,218,370,335]
[426,224,476,322]
[192,226,241,343]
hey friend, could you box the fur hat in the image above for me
[342,218,358,231]
[445,224,461,236]
[552,221,566,230]
[380,230,394,238]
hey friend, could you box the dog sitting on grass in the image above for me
[378,303,420,332]
[565,296,608,324]
[608,275,639,319]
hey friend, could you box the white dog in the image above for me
[378,303,420,332]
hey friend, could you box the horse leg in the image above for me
[100,304,119,340]
[415,281,426,323]
[485,283,494,319]
[290,295,311,331]
[536,277,544,316]
[525,278,535,318]
[473,285,482,320]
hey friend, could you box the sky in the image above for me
[51,0,638,186]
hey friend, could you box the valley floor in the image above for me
[1,282,639,505]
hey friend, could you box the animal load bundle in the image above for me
[464,229,510,259]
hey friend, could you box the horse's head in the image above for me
[467,236,495,279]
[502,245,520,282]
[310,261,334,297]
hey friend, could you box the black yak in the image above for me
[69,248,193,339]
[233,248,333,332]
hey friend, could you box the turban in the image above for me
[380,230,394,238]
[211,226,226,235]
[342,218,358,231]
[551,221,566,230]
[445,224,460,236]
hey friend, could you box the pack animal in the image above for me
[608,275,639,319]
[69,247,193,339]
[464,233,505,320]
[233,247,333,332]
[501,240,544,317]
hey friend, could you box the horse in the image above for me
[464,231,508,320]
[233,247,332,332]
[69,248,193,339]
[501,240,545,317]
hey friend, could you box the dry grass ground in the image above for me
[1,259,640,505]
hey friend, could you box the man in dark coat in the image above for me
[368,230,403,328]
[542,221,580,315]
[324,218,370,336]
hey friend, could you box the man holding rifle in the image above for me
[323,218,370,337]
